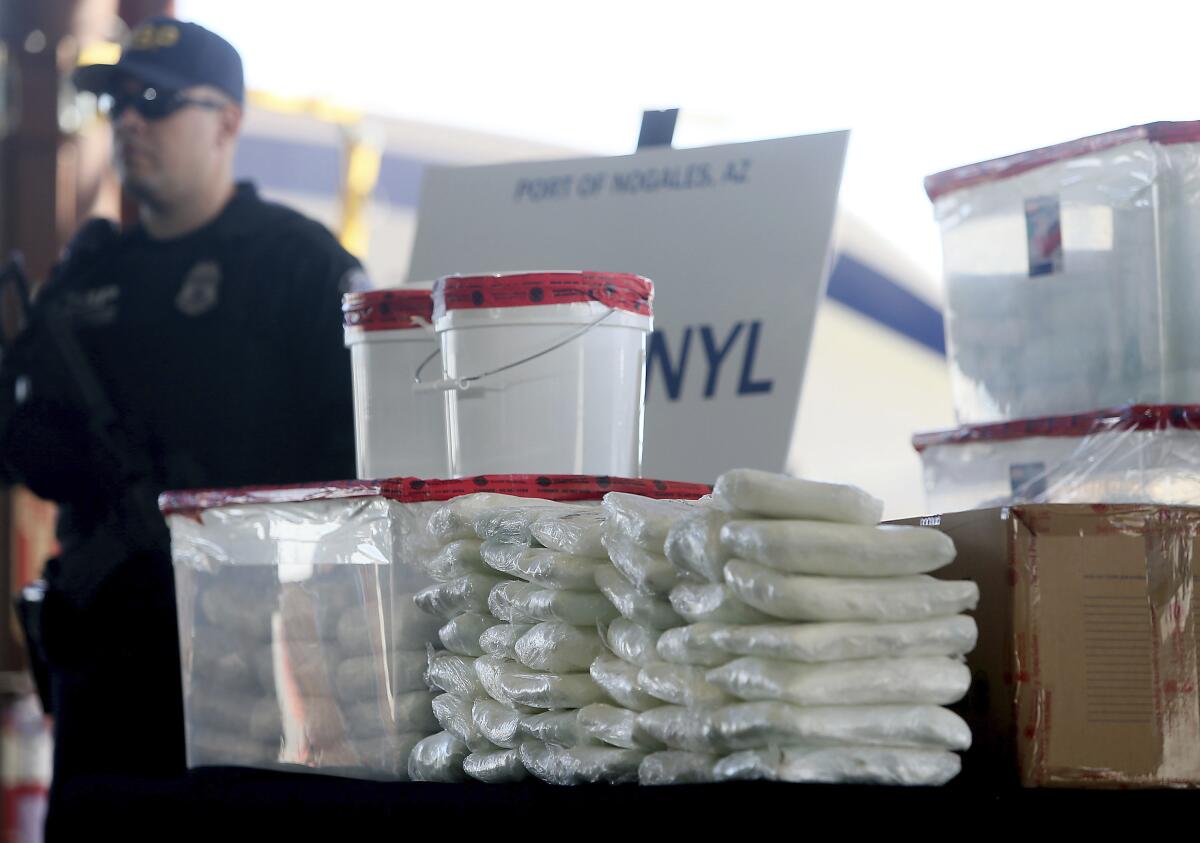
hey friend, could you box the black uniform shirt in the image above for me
[47,182,359,543]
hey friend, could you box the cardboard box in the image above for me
[900,505,1200,788]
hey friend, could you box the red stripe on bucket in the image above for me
[433,272,653,318]
[343,290,434,331]
[158,474,709,516]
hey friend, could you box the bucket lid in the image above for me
[343,289,434,331]
[433,271,653,320]
[159,473,710,516]
[912,404,1200,452]
[924,121,1200,201]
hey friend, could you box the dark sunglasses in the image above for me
[99,87,227,121]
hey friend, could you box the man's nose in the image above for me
[114,103,147,134]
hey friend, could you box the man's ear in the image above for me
[218,102,243,145]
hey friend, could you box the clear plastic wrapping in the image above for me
[578,703,666,750]
[712,469,884,524]
[431,693,494,752]
[601,493,705,551]
[438,613,500,658]
[638,751,718,785]
[589,655,663,711]
[668,582,771,625]
[463,748,529,783]
[664,508,733,584]
[472,698,524,749]
[426,652,485,698]
[530,509,608,558]
[637,662,733,707]
[487,581,543,623]
[408,731,471,782]
[713,745,962,786]
[634,702,972,754]
[595,567,683,629]
[414,574,506,619]
[705,656,972,706]
[512,588,620,626]
[481,541,605,591]
[708,616,979,663]
[424,539,489,582]
[723,561,980,622]
[914,404,1200,512]
[479,623,534,660]
[518,741,644,785]
[514,622,609,673]
[474,654,609,710]
[428,494,535,543]
[474,500,584,545]
[719,521,956,577]
[519,710,584,747]
[605,618,662,667]
[655,624,729,667]
[604,529,689,595]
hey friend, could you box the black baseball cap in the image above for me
[74,17,244,103]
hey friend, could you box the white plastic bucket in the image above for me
[429,271,654,477]
[343,289,448,478]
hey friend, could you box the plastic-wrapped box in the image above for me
[913,404,1200,512]
[926,122,1200,423]
[160,474,710,780]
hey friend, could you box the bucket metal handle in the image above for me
[413,307,618,392]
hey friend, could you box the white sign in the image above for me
[407,132,848,484]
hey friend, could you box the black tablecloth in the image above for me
[47,763,1198,841]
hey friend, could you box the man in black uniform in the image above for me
[0,17,360,799]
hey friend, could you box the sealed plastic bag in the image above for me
[602,493,705,550]
[595,567,682,629]
[668,582,771,625]
[344,691,438,737]
[392,596,446,649]
[472,698,523,749]
[712,469,883,524]
[487,581,543,623]
[429,494,534,543]
[709,616,979,663]
[408,731,470,782]
[724,560,980,622]
[424,539,490,582]
[589,655,664,711]
[519,710,584,747]
[414,574,505,620]
[426,651,485,697]
[439,612,501,658]
[665,508,734,584]
[656,623,729,667]
[713,745,961,786]
[519,741,644,785]
[636,702,973,753]
[336,651,428,700]
[531,508,608,558]
[515,622,608,673]
[605,529,688,595]
[606,619,662,667]
[578,703,665,750]
[638,662,732,707]
[479,623,534,660]
[638,750,718,785]
[720,521,956,578]
[482,541,605,591]
[475,654,608,710]
[706,656,972,706]
[464,748,529,783]
[432,692,494,752]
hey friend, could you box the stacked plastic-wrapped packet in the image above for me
[405,478,712,784]
[584,493,716,784]
[634,468,979,786]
